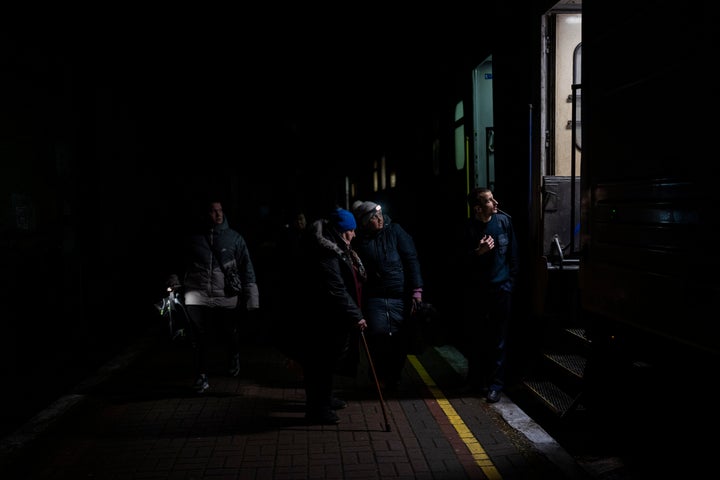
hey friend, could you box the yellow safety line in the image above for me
[407,355,502,480]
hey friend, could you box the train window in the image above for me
[573,43,582,151]
[372,155,389,192]
[454,101,465,170]
[372,159,379,192]
[380,155,387,190]
[552,12,582,177]
[472,56,494,189]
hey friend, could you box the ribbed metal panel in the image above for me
[564,327,588,343]
[543,352,586,378]
[522,379,577,417]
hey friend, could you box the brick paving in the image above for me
[0,333,593,479]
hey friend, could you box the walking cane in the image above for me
[360,330,391,432]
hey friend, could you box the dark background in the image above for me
[1,5,502,437]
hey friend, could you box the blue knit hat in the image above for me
[330,207,356,231]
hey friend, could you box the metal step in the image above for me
[543,352,586,379]
[522,379,581,417]
[564,327,588,343]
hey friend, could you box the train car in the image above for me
[342,0,718,427]
[576,0,717,431]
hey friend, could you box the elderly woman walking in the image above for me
[351,201,424,392]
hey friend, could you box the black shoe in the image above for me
[486,389,501,403]
[330,397,347,410]
[194,374,209,393]
[305,409,340,425]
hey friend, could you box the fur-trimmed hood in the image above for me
[308,218,366,282]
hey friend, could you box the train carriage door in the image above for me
[472,56,494,191]
[540,3,582,262]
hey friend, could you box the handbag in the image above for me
[207,238,243,296]
[408,301,439,354]
[222,263,243,296]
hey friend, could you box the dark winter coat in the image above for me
[289,219,366,375]
[181,215,259,309]
[302,219,365,327]
[353,215,423,335]
[464,211,519,292]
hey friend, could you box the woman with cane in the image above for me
[293,207,368,425]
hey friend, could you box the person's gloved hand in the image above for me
[411,297,423,316]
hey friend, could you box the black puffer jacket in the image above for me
[181,215,259,309]
[353,214,423,335]
[353,214,423,299]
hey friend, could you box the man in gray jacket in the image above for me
[168,199,259,393]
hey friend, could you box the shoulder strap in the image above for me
[206,235,227,273]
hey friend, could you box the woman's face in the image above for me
[340,229,356,245]
[367,209,383,231]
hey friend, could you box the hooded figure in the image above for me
[169,200,260,394]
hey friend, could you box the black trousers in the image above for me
[366,331,409,387]
[463,286,511,392]
[302,329,352,414]
[185,304,240,375]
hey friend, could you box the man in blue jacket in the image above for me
[463,188,519,403]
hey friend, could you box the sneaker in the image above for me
[194,374,209,393]
[228,354,240,377]
[305,409,340,425]
[486,389,501,403]
[330,397,347,410]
